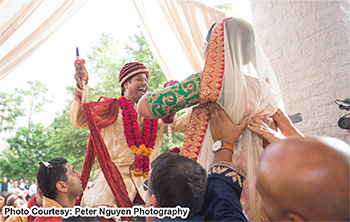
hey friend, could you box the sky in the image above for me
[0,0,251,148]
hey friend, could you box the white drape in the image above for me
[0,0,89,80]
[132,0,226,81]
[197,18,284,221]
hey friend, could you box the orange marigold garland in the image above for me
[119,96,158,176]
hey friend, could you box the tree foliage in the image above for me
[0,124,58,182]
[123,27,167,92]
[214,3,238,17]
[87,33,123,100]
[18,81,52,128]
[46,103,89,171]
[0,91,24,139]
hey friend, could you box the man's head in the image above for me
[9,179,13,184]
[7,195,27,208]
[5,193,15,205]
[25,180,29,185]
[119,62,149,102]
[2,177,7,183]
[257,136,350,221]
[145,152,207,220]
[13,181,18,188]
[37,157,82,201]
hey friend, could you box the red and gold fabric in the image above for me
[119,62,149,88]
[181,18,229,160]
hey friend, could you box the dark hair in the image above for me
[0,191,10,211]
[121,78,132,96]
[4,193,15,205]
[206,23,216,44]
[4,194,25,221]
[37,157,68,199]
[7,195,25,207]
[150,152,207,218]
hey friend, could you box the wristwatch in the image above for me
[212,140,234,153]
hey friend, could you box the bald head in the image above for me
[257,136,350,221]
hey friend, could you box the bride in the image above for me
[137,17,283,221]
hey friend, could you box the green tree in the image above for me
[214,3,238,17]
[123,27,167,92]
[87,33,123,100]
[0,90,24,139]
[0,81,54,181]
[0,124,58,182]
[18,81,52,128]
[46,101,89,172]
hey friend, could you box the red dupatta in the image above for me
[180,18,232,161]
[79,96,133,208]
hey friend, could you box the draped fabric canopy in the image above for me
[132,0,226,81]
[0,0,225,82]
[0,0,89,80]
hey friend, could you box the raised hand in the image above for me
[74,59,88,89]
[272,108,304,137]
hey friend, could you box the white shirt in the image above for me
[28,183,38,197]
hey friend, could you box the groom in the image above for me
[71,60,191,210]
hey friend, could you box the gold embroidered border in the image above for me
[181,18,232,161]
[180,105,210,160]
[209,161,246,177]
[199,18,229,104]
[208,161,246,188]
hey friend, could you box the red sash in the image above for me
[79,96,133,209]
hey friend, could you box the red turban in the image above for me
[119,62,149,87]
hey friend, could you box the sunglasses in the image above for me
[40,161,52,174]
[142,178,153,193]
[39,161,52,192]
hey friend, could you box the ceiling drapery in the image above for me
[0,0,89,80]
[132,0,226,81]
[0,0,225,82]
